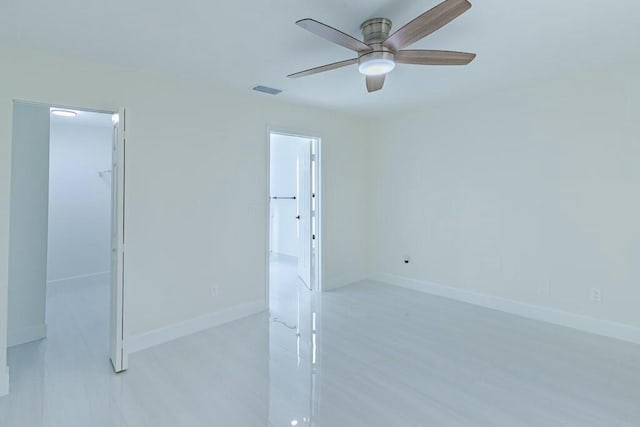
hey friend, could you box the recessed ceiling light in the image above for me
[51,109,78,118]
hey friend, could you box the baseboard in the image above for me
[0,366,9,396]
[47,271,109,287]
[124,300,266,356]
[270,252,297,262]
[324,272,367,291]
[8,323,47,347]
[372,273,640,345]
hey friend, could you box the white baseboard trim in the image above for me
[270,252,297,262]
[324,272,367,291]
[372,273,640,345]
[8,323,47,347]
[0,366,9,396]
[124,300,266,356]
[47,271,109,287]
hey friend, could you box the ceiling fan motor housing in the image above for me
[359,18,395,74]
[360,18,392,45]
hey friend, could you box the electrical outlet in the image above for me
[590,287,602,303]
[211,286,218,298]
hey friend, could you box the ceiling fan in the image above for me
[287,0,476,92]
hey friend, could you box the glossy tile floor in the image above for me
[1,257,639,426]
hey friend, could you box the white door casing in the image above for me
[297,140,312,288]
[109,107,126,372]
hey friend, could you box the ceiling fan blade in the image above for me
[297,19,372,53]
[383,0,472,51]
[288,58,358,78]
[395,50,476,65]
[366,75,385,92]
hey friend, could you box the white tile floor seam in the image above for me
[1,256,639,426]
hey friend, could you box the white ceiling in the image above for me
[1,0,639,117]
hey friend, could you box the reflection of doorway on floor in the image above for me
[269,254,307,328]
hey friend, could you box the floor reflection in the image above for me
[1,278,127,426]
[2,257,639,426]
[268,254,318,427]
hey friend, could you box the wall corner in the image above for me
[0,365,9,396]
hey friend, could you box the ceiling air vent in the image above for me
[253,85,282,95]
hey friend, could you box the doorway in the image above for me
[268,131,321,309]
[7,101,126,374]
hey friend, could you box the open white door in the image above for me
[297,141,312,288]
[110,107,126,372]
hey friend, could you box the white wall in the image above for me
[47,120,113,283]
[368,61,640,329]
[269,134,305,258]
[0,43,369,381]
[7,102,50,347]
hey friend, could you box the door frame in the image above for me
[8,99,127,373]
[266,128,323,306]
[110,107,127,372]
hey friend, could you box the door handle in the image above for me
[296,215,300,220]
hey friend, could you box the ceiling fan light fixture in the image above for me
[358,51,395,76]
